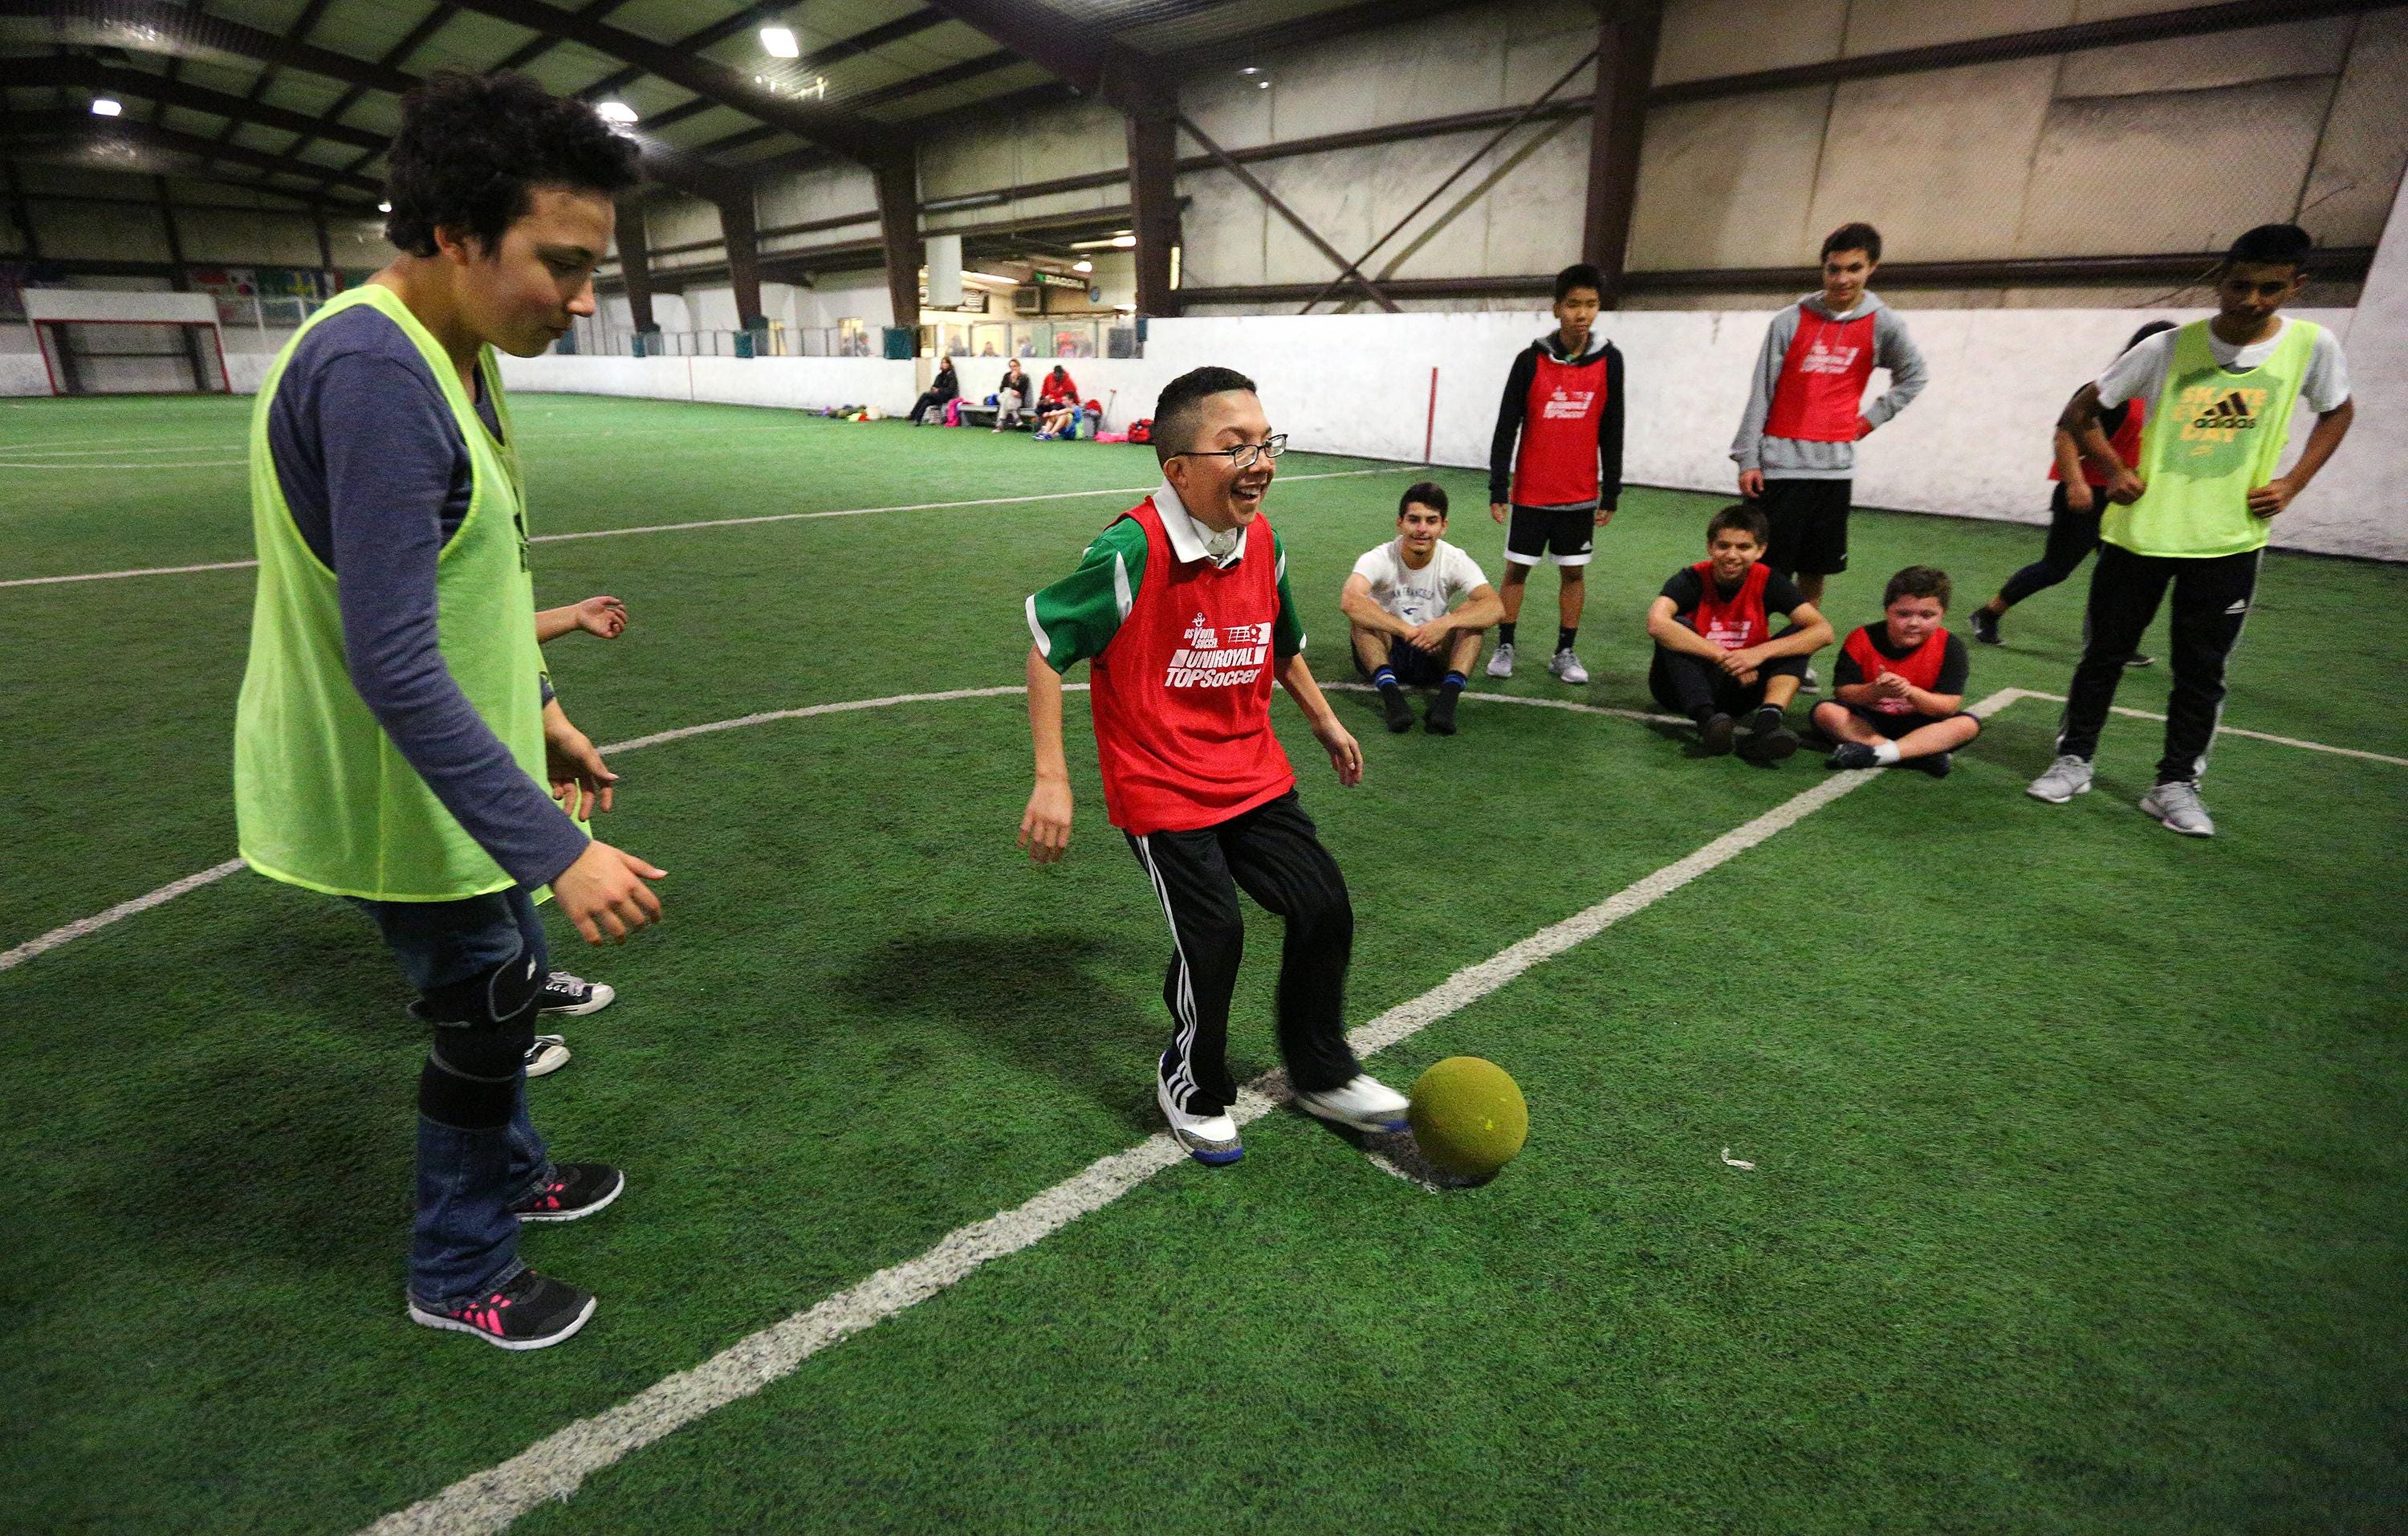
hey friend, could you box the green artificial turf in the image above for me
[2,393,2402,1533]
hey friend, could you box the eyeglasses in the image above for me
[1169,434,1287,471]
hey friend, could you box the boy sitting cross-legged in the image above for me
[1645,504,1832,763]
[1812,566,1981,777]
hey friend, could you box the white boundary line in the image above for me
[2005,688,2408,769]
[369,692,2023,1536]
[5,683,2395,980]
[0,467,1418,589]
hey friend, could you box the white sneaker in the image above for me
[1800,665,1821,694]
[2026,754,2094,804]
[1548,648,1589,685]
[1485,640,1515,678]
[1295,1074,1411,1134]
[2139,780,2215,837]
[523,1034,571,1078]
[1157,1072,1243,1165]
[539,972,615,1017]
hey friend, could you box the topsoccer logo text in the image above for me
[1167,614,1271,688]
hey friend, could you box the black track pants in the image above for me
[1125,790,1360,1116]
[2056,540,2260,784]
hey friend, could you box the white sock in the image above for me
[1872,740,1902,766]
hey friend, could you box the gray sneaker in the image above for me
[2139,780,2215,837]
[2027,754,2093,803]
[1485,640,1515,679]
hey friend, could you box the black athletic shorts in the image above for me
[1758,479,1851,577]
[1832,703,1980,739]
[1355,635,1450,687]
[1504,504,1595,567]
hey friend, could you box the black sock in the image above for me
[1752,703,1784,733]
[1690,705,1717,727]
[1557,626,1578,652]
[1441,671,1466,693]
[1497,621,1516,646]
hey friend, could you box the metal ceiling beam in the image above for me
[289,2,462,171]
[0,55,385,152]
[688,50,1021,157]
[0,0,420,96]
[0,108,384,202]
[1648,0,2400,106]
[433,0,893,165]
[1177,112,1396,312]
[576,4,946,125]
[490,0,639,74]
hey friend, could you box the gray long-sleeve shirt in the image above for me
[1730,292,1927,479]
[265,304,589,892]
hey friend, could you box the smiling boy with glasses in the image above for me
[1018,367,1411,1164]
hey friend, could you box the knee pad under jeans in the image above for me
[416,946,543,1129]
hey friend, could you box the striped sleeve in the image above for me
[1027,519,1148,673]
[1271,529,1304,658]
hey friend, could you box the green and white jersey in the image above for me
[1025,484,1306,674]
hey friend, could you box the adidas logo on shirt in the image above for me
[2190,391,2260,430]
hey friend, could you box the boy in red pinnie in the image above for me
[1812,566,1981,777]
[1019,368,1410,1166]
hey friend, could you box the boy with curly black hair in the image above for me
[234,71,657,1351]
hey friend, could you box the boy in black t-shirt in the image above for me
[1644,504,1832,762]
[1812,566,1981,776]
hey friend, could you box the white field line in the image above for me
[0,458,246,470]
[5,684,2394,980]
[1995,687,2408,769]
[364,692,2028,1536]
[0,467,1418,589]
[0,858,247,973]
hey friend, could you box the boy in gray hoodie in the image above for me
[1730,222,1927,685]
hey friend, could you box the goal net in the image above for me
[25,291,231,396]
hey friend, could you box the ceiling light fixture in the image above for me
[378,201,393,213]
[1072,259,1093,273]
[1110,234,1137,248]
[1237,66,1259,75]
[761,25,800,58]
[90,97,123,116]
[1255,79,1271,89]
[596,100,639,124]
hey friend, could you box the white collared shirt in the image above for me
[1153,479,1246,568]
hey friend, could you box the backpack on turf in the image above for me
[1127,418,1153,444]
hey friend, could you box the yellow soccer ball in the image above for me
[1407,1057,1528,1179]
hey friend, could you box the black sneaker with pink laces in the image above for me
[510,1163,624,1224]
[408,1269,596,1351]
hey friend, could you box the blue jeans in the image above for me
[355,887,554,1308]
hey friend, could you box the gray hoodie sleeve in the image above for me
[1730,305,1800,471]
[1862,308,1928,430]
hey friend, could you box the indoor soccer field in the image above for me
[4,392,2403,1532]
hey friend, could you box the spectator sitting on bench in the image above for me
[995,360,1031,432]
[907,357,959,426]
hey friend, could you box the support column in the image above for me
[1583,1,1662,308]
[718,195,764,331]
[1125,82,1181,317]
[312,206,336,288]
[615,193,659,343]
[3,160,40,259]
[155,176,213,388]
[874,153,923,341]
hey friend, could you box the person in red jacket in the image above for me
[1812,566,1982,776]
[1968,320,2177,664]
[1485,262,1625,686]
[1019,366,1410,1166]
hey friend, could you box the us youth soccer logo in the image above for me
[1541,386,1596,420]
[1167,614,1271,688]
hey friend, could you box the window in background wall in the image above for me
[838,317,866,356]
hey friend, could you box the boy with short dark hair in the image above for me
[234,71,660,1351]
[1645,504,1832,763]
[1813,566,1981,776]
[1486,262,1625,686]
[2028,223,2354,837]
[1020,366,1412,1167]
[1340,482,1502,735]
[1731,222,1927,687]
